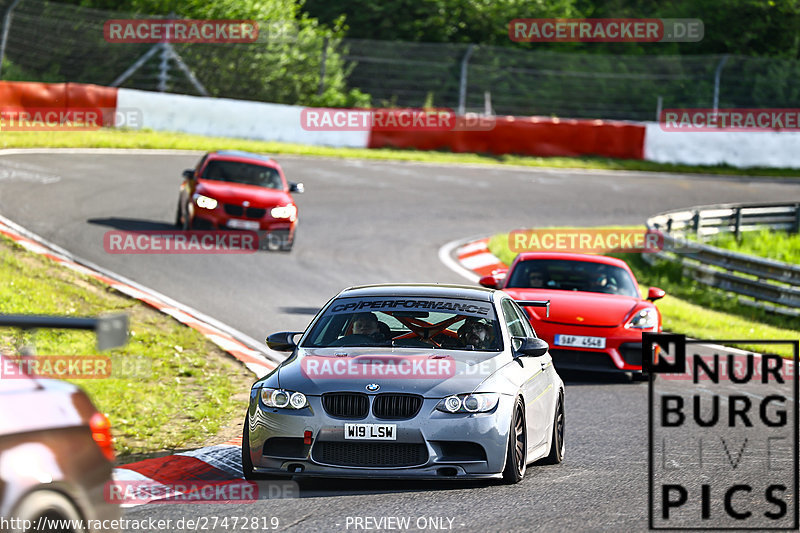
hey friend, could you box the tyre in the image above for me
[540,391,565,465]
[276,230,294,252]
[502,397,527,484]
[12,490,85,533]
[241,414,259,480]
[175,201,183,228]
[181,211,192,231]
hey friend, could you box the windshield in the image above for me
[201,160,283,189]
[302,296,503,351]
[506,259,639,298]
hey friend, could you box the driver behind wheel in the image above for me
[589,265,619,294]
[352,312,387,341]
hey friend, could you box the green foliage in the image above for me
[0,59,62,83]
[302,0,578,45]
[69,0,298,19]
[18,0,371,107]
[303,0,800,59]
[706,228,800,264]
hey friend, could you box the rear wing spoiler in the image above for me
[0,313,128,351]
[516,300,550,318]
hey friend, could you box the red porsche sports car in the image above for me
[479,252,665,378]
[176,150,304,251]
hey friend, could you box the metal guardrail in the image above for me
[645,202,800,316]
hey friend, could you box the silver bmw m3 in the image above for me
[242,284,565,484]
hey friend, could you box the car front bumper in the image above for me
[245,392,514,479]
[191,205,296,234]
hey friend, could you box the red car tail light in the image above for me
[90,412,115,461]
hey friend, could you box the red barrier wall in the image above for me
[0,81,67,108]
[0,82,644,159]
[0,81,118,125]
[65,82,117,110]
[368,115,646,160]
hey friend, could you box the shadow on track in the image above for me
[288,477,497,498]
[88,217,175,231]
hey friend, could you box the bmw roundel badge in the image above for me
[366,383,380,392]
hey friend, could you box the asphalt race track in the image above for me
[1,151,799,532]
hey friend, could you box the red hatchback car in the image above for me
[480,252,665,379]
[176,151,304,251]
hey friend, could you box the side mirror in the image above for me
[647,287,666,302]
[514,337,549,357]
[266,331,301,352]
[182,169,195,180]
[289,182,304,194]
[479,275,499,289]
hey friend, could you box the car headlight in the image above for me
[270,205,297,219]
[436,393,499,414]
[193,194,218,209]
[627,308,658,330]
[260,388,308,409]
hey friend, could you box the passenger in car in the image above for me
[457,318,494,350]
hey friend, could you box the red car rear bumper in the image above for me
[534,322,655,372]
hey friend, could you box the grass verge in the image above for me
[705,228,800,264]
[0,234,256,460]
[1,128,799,178]
[487,230,799,358]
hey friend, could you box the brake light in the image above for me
[90,412,115,461]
